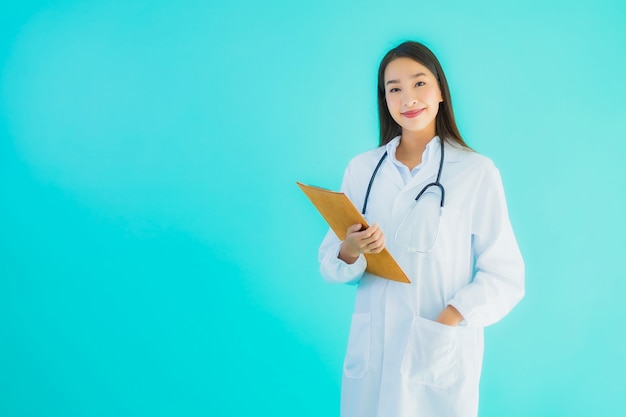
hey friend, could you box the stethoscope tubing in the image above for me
[361,140,445,215]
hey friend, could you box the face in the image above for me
[383,57,443,139]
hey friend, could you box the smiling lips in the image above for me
[401,108,425,118]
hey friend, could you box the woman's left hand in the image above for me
[435,305,464,327]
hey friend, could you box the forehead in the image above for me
[384,57,435,81]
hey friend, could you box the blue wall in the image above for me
[1,1,625,415]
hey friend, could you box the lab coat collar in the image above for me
[384,135,466,163]
[390,135,467,192]
[377,137,404,189]
[443,139,469,162]
[374,136,468,191]
[403,136,442,190]
[385,136,435,176]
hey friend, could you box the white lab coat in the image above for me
[319,136,524,417]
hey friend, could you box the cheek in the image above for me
[385,95,400,112]
[428,87,443,103]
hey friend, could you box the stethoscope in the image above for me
[361,140,445,215]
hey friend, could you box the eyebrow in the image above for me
[385,72,427,85]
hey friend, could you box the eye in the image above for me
[415,81,426,87]
[388,87,400,93]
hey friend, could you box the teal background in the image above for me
[1,1,625,416]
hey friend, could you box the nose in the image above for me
[402,90,418,107]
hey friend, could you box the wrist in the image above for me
[436,305,464,326]
[338,244,360,264]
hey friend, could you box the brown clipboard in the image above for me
[297,182,411,283]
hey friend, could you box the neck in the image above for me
[398,129,436,156]
[395,130,437,171]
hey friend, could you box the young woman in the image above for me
[318,41,525,417]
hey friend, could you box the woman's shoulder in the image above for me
[346,145,387,172]
[448,143,497,171]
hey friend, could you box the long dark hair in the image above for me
[377,41,470,149]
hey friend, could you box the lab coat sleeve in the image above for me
[318,162,367,285]
[448,165,525,327]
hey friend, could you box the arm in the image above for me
[318,228,367,285]
[447,165,525,327]
[318,160,385,284]
[435,305,465,326]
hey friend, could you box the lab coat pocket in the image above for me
[400,316,459,388]
[343,313,371,379]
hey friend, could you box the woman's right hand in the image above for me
[338,223,386,264]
